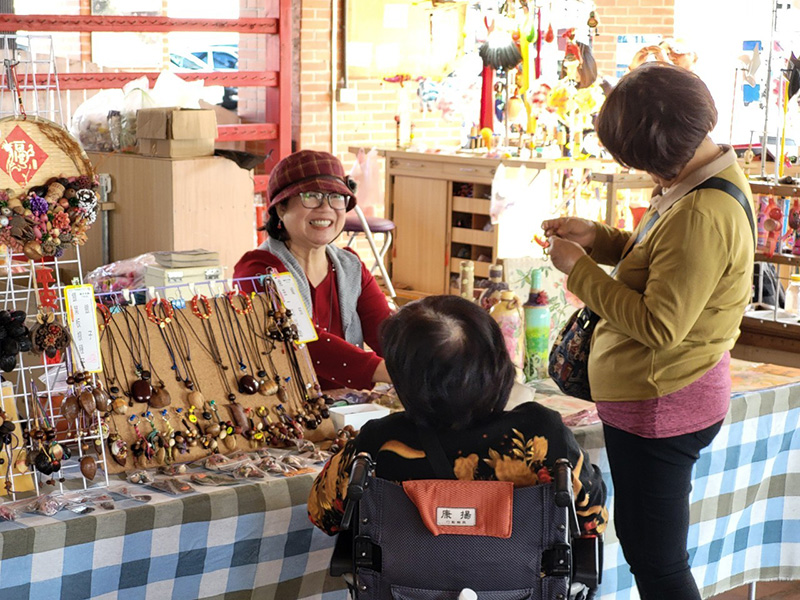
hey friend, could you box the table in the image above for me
[1,359,798,599]
[0,475,344,600]
[550,359,800,599]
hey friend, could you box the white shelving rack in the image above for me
[0,34,109,501]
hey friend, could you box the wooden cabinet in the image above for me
[391,176,449,294]
[86,153,256,274]
[375,149,608,297]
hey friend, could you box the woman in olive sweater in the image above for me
[543,63,754,600]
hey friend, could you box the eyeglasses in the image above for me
[297,191,350,210]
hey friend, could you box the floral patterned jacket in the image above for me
[308,401,608,536]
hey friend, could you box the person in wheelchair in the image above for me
[308,295,607,539]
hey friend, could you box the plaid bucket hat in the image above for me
[267,150,357,211]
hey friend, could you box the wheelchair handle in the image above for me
[341,453,374,531]
[554,458,572,507]
[554,458,581,537]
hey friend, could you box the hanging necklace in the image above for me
[214,295,259,395]
[223,291,264,395]
[184,295,237,402]
[114,303,154,404]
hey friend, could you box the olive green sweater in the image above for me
[567,148,754,401]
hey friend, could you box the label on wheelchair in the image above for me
[436,507,477,527]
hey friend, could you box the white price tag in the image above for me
[271,272,319,344]
[64,285,103,373]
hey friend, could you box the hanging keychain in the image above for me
[28,261,71,359]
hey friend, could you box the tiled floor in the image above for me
[709,580,800,599]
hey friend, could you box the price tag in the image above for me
[271,272,319,344]
[63,285,103,373]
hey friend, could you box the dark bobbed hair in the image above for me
[379,295,516,431]
[263,204,290,242]
[595,62,717,182]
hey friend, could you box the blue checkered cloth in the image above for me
[0,476,346,600]
[576,381,800,599]
[1,381,797,599]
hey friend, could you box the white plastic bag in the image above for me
[70,89,125,152]
[349,148,383,217]
[119,76,158,151]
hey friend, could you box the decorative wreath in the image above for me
[0,177,98,260]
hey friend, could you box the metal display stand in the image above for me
[0,34,63,124]
[0,34,108,501]
[0,248,110,499]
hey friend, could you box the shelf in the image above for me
[451,261,491,278]
[451,226,496,246]
[755,252,800,266]
[452,196,492,215]
[748,181,800,196]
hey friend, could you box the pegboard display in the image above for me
[96,278,330,475]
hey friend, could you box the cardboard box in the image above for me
[137,107,217,140]
[138,137,215,158]
[137,107,217,158]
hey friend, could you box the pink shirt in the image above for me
[596,352,730,438]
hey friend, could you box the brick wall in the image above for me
[592,0,675,78]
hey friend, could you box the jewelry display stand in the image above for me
[0,247,111,499]
[96,277,323,475]
[0,34,110,501]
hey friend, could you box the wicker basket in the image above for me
[0,117,99,260]
[0,116,95,195]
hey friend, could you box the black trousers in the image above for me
[602,420,723,600]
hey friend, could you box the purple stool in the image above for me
[343,207,396,297]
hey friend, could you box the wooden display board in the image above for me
[99,297,330,474]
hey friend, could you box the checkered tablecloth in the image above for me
[1,378,798,600]
[0,475,346,600]
[574,381,800,599]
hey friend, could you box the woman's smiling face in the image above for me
[276,193,346,249]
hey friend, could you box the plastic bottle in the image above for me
[459,260,475,302]
[478,264,509,311]
[785,274,800,319]
[490,291,526,380]
[523,268,550,381]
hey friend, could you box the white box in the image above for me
[143,264,226,301]
[329,403,391,432]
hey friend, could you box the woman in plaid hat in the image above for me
[234,150,392,390]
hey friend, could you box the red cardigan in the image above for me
[233,247,391,390]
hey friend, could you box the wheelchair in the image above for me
[330,453,602,600]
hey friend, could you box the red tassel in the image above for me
[480,65,494,130]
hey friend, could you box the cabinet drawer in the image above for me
[388,157,443,178]
[453,196,492,215]
[451,227,496,246]
[451,261,491,279]
[442,162,497,182]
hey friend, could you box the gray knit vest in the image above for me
[259,238,364,348]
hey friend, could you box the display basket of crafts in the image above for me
[0,116,98,261]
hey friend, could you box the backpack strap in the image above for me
[693,177,756,246]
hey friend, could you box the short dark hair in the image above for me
[263,205,289,241]
[595,62,717,181]
[379,295,516,431]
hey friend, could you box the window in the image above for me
[213,52,237,70]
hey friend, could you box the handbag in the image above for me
[548,177,755,401]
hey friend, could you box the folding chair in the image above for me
[344,204,397,299]
[331,453,602,600]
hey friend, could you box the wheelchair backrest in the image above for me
[350,476,571,600]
